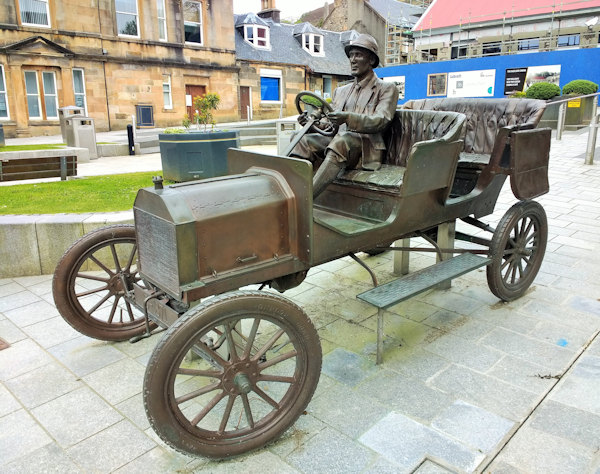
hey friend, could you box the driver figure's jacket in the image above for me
[293,71,399,170]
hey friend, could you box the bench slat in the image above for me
[357,253,490,309]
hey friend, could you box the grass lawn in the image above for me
[0,171,161,215]
[0,144,67,152]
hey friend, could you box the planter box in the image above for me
[158,130,240,182]
[539,96,596,129]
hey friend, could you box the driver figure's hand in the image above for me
[327,111,349,127]
[298,111,309,126]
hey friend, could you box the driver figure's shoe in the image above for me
[313,156,344,197]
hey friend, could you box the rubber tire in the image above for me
[487,201,547,301]
[143,290,322,459]
[53,224,153,341]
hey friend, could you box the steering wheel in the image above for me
[295,91,338,137]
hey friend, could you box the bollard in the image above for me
[127,124,135,155]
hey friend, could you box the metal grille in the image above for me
[135,209,180,296]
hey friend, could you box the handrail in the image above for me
[543,91,600,107]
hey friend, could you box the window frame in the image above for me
[302,33,324,56]
[24,70,43,120]
[557,33,580,48]
[116,0,140,38]
[163,74,173,110]
[0,65,10,120]
[244,24,270,49]
[183,1,203,46]
[482,41,501,56]
[72,68,88,115]
[19,0,51,28]
[518,37,539,52]
[260,68,282,103]
[157,0,167,41]
[42,71,58,119]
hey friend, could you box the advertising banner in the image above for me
[504,65,561,94]
[447,69,495,97]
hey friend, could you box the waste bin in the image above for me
[58,106,84,142]
[66,116,98,159]
[276,119,301,156]
[158,130,240,182]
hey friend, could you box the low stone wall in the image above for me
[0,211,133,278]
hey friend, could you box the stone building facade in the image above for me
[0,0,239,138]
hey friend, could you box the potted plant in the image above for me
[158,92,240,182]
[562,79,599,128]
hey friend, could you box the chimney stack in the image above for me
[258,0,280,23]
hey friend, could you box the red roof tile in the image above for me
[414,0,600,30]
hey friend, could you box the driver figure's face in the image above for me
[348,47,373,80]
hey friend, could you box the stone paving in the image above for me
[1,130,600,473]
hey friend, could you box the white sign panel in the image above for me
[382,75,405,100]
[447,69,496,98]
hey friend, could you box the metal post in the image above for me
[126,124,135,155]
[60,156,67,180]
[556,103,566,140]
[247,105,251,125]
[393,237,411,275]
[436,220,456,290]
[585,96,598,166]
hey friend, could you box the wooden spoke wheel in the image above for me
[52,224,154,341]
[487,201,548,301]
[143,290,322,459]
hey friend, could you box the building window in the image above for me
[42,72,58,118]
[0,66,9,119]
[116,0,139,37]
[482,41,501,56]
[244,25,270,49]
[72,69,87,115]
[20,0,50,27]
[558,34,580,48]
[260,69,281,102]
[24,70,58,120]
[450,45,467,59]
[323,75,332,99]
[184,1,203,45]
[302,33,324,55]
[163,75,172,109]
[518,38,539,51]
[157,0,167,41]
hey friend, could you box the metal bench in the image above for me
[357,252,491,364]
[0,154,77,182]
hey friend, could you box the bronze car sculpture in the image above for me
[52,93,551,459]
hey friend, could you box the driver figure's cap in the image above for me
[344,34,380,67]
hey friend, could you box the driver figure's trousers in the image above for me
[290,131,366,171]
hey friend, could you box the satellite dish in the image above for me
[585,16,598,27]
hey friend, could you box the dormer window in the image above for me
[244,25,270,49]
[303,33,324,56]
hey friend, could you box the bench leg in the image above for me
[436,220,456,290]
[393,237,410,276]
[60,156,67,181]
[376,307,384,365]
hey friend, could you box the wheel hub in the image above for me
[222,360,258,395]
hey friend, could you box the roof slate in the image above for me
[234,16,354,76]
[367,0,425,27]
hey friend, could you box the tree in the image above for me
[193,93,220,131]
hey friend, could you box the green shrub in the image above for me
[525,82,561,100]
[163,127,186,134]
[562,79,599,96]
[512,91,527,98]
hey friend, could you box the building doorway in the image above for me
[240,86,251,120]
[185,84,206,121]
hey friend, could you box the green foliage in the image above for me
[193,92,220,131]
[562,79,599,96]
[181,114,192,129]
[525,82,561,100]
[512,91,527,98]
[300,94,325,108]
[0,171,161,215]
[163,127,187,134]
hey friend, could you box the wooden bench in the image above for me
[357,253,491,364]
[0,152,78,182]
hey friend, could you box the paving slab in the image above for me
[1,130,600,472]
